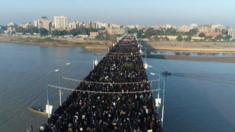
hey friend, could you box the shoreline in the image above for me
[147,41,235,54]
[0,36,112,52]
[143,40,235,63]
[1,36,235,63]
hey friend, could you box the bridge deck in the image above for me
[42,35,161,132]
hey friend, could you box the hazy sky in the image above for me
[0,0,234,26]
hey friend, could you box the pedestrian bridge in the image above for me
[40,35,163,132]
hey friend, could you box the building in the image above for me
[20,22,33,29]
[54,16,68,30]
[228,28,235,40]
[68,21,78,30]
[211,24,225,31]
[198,25,223,38]
[190,24,199,29]
[89,21,97,29]
[34,20,38,27]
[5,22,16,34]
[177,25,190,32]
[159,24,176,30]
[89,32,99,39]
[38,17,51,31]
[7,22,16,27]
[95,22,108,29]
[106,24,125,35]
[191,36,205,41]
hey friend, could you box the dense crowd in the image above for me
[40,35,161,132]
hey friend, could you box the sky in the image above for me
[0,0,235,26]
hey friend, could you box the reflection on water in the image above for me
[0,43,235,132]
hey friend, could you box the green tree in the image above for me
[51,30,68,36]
[187,28,198,36]
[177,35,183,41]
[185,36,192,41]
[145,28,157,37]
[127,28,138,34]
[199,32,206,37]
[39,28,49,36]
[165,28,177,35]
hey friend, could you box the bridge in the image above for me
[40,35,163,132]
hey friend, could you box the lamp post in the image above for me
[54,69,61,106]
[54,62,71,106]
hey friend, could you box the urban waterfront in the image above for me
[0,43,235,131]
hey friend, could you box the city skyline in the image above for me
[0,0,235,26]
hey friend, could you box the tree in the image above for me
[187,28,198,36]
[185,36,192,41]
[39,28,49,36]
[177,35,183,41]
[51,30,68,36]
[223,35,232,41]
[199,32,206,37]
[127,28,138,34]
[70,29,79,36]
[137,29,144,38]
[165,28,177,35]
[145,28,157,37]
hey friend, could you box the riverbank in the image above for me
[143,41,235,63]
[147,41,235,54]
[0,36,112,52]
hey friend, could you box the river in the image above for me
[0,43,235,132]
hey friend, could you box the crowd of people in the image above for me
[40,35,161,132]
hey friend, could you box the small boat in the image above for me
[28,86,53,117]
[162,71,172,76]
[28,106,48,116]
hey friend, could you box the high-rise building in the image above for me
[38,16,51,31]
[34,20,38,27]
[68,21,78,30]
[54,16,68,30]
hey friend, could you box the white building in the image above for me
[190,24,199,29]
[228,28,235,40]
[7,22,16,27]
[68,21,78,30]
[34,20,38,27]
[54,16,69,30]
[20,22,34,29]
[95,22,108,29]
[160,24,176,29]
[211,24,225,31]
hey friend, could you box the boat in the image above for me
[28,86,53,117]
[28,106,48,116]
[162,71,172,76]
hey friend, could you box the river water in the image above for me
[0,43,235,132]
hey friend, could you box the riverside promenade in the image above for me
[40,35,161,132]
